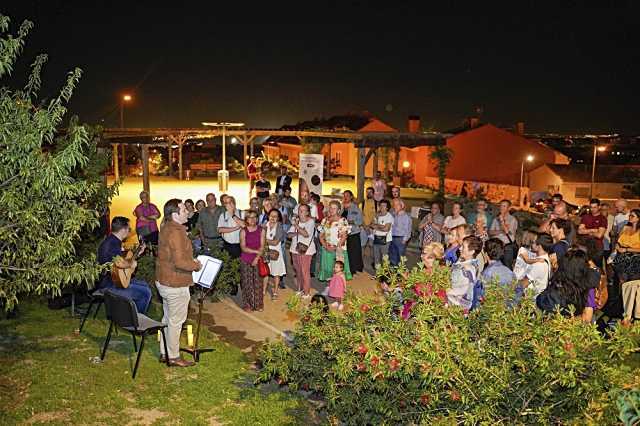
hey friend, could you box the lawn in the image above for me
[0,299,317,425]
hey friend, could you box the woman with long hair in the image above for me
[536,249,594,317]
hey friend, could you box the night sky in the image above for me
[3,1,639,133]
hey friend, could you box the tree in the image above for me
[0,15,109,309]
[429,143,453,200]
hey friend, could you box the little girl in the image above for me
[328,260,347,310]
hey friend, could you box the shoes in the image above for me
[272,293,279,300]
[279,283,286,289]
[169,357,195,367]
[301,294,311,300]
[159,354,167,363]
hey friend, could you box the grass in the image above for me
[0,298,317,425]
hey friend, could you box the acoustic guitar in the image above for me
[111,244,145,288]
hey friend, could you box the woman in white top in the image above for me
[264,208,286,299]
[442,202,467,245]
[370,200,393,268]
[289,204,317,298]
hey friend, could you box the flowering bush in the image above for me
[258,260,640,424]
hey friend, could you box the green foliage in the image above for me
[300,137,323,154]
[204,247,240,299]
[133,245,240,300]
[0,15,110,309]
[258,260,640,425]
[618,389,640,426]
[429,144,453,201]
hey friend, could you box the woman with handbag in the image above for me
[370,200,393,268]
[289,204,316,299]
[264,209,286,299]
[239,210,266,312]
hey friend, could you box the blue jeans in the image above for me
[389,237,407,266]
[107,278,152,314]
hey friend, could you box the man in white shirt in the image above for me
[217,196,245,258]
[613,198,630,234]
[370,200,393,267]
[517,233,553,298]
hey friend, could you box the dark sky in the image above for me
[3,1,639,133]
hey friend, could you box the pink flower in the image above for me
[401,301,416,320]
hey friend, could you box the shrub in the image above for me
[258,261,640,424]
[135,246,240,299]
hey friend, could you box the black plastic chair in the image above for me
[100,290,169,379]
[79,288,105,332]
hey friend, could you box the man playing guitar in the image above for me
[97,216,152,314]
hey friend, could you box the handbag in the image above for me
[257,257,270,277]
[267,249,280,261]
[294,221,312,255]
[373,235,387,245]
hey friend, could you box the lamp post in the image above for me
[590,145,606,199]
[120,94,132,128]
[202,121,245,191]
[519,154,534,207]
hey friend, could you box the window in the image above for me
[575,187,590,198]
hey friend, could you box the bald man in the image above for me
[539,201,575,245]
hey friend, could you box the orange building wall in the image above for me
[442,124,561,186]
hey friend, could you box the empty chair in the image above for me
[100,290,169,378]
[78,288,105,333]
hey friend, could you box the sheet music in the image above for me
[192,255,223,288]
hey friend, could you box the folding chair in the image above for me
[79,288,105,332]
[100,290,169,379]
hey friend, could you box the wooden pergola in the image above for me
[100,127,446,201]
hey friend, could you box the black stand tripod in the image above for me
[180,285,214,362]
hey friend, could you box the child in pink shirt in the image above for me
[328,261,346,310]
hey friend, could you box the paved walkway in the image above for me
[195,248,420,356]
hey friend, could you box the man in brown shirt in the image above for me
[156,199,201,367]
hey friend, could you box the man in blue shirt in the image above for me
[389,198,412,266]
[482,238,516,288]
[97,216,152,313]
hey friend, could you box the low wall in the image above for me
[422,176,529,205]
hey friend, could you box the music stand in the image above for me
[180,255,222,362]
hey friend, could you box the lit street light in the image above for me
[590,145,606,199]
[120,94,132,128]
[519,154,534,207]
[201,121,245,191]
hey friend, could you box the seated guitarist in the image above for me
[97,216,152,314]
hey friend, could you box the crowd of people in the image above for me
[414,193,640,326]
[96,169,640,366]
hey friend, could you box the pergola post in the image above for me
[250,138,254,157]
[243,137,248,177]
[178,140,183,180]
[327,143,332,179]
[393,146,400,179]
[167,139,173,177]
[372,148,378,176]
[356,146,366,203]
[121,144,126,178]
[112,143,119,181]
[141,145,150,195]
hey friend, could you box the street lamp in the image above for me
[120,94,132,128]
[590,145,606,199]
[201,121,245,191]
[519,154,534,207]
